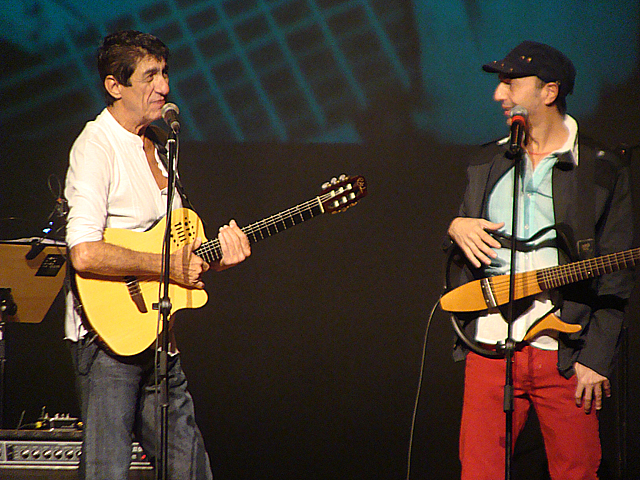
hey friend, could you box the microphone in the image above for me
[26,195,68,260]
[508,106,528,158]
[161,103,181,134]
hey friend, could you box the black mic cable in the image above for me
[26,175,68,260]
[404,297,440,480]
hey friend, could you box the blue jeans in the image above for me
[70,336,213,480]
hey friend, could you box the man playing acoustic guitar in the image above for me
[64,30,250,479]
[447,41,634,479]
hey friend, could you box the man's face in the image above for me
[493,74,546,124]
[117,55,169,125]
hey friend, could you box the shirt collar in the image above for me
[557,114,579,166]
[101,107,145,146]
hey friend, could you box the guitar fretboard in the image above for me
[537,247,640,289]
[193,197,325,263]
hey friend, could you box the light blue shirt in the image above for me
[486,154,558,277]
[475,115,579,349]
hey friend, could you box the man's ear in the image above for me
[104,75,122,101]
[543,82,560,106]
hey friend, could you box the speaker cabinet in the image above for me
[0,467,154,479]
[0,430,153,479]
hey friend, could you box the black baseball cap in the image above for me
[482,41,576,97]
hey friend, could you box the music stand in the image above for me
[0,239,66,428]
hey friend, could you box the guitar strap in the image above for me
[571,145,596,260]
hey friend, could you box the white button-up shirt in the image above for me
[64,108,181,341]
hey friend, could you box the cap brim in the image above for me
[482,63,503,73]
[482,61,534,78]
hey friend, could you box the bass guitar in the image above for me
[75,174,367,356]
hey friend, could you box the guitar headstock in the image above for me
[320,174,367,214]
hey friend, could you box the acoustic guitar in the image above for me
[75,175,367,356]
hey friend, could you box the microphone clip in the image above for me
[25,195,68,260]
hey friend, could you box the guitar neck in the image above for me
[194,196,325,263]
[537,247,640,290]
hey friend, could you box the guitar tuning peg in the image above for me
[338,174,347,181]
[321,181,331,190]
[330,177,338,185]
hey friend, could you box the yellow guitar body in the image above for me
[74,208,209,356]
[73,175,369,356]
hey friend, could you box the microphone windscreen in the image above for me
[161,103,180,133]
[509,106,528,125]
[161,102,179,117]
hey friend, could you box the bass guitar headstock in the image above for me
[320,174,367,214]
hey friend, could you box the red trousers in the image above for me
[460,346,601,480]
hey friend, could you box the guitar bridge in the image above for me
[124,276,148,313]
[480,278,498,309]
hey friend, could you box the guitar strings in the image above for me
[128,197,321,292]
[194,189,346,262]
[485,249,640,303]
[195,197,320,261]
[122,188,359,310]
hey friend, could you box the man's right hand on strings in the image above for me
[170,237,209,289]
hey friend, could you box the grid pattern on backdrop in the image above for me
[1,0,415,143]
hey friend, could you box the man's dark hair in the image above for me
[97,30,169,105]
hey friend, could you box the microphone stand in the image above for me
[503,143,525,480]
[156,129,178,480]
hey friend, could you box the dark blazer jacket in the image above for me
[450,138,634,378]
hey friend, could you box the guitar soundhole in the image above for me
[172,219,196,246]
